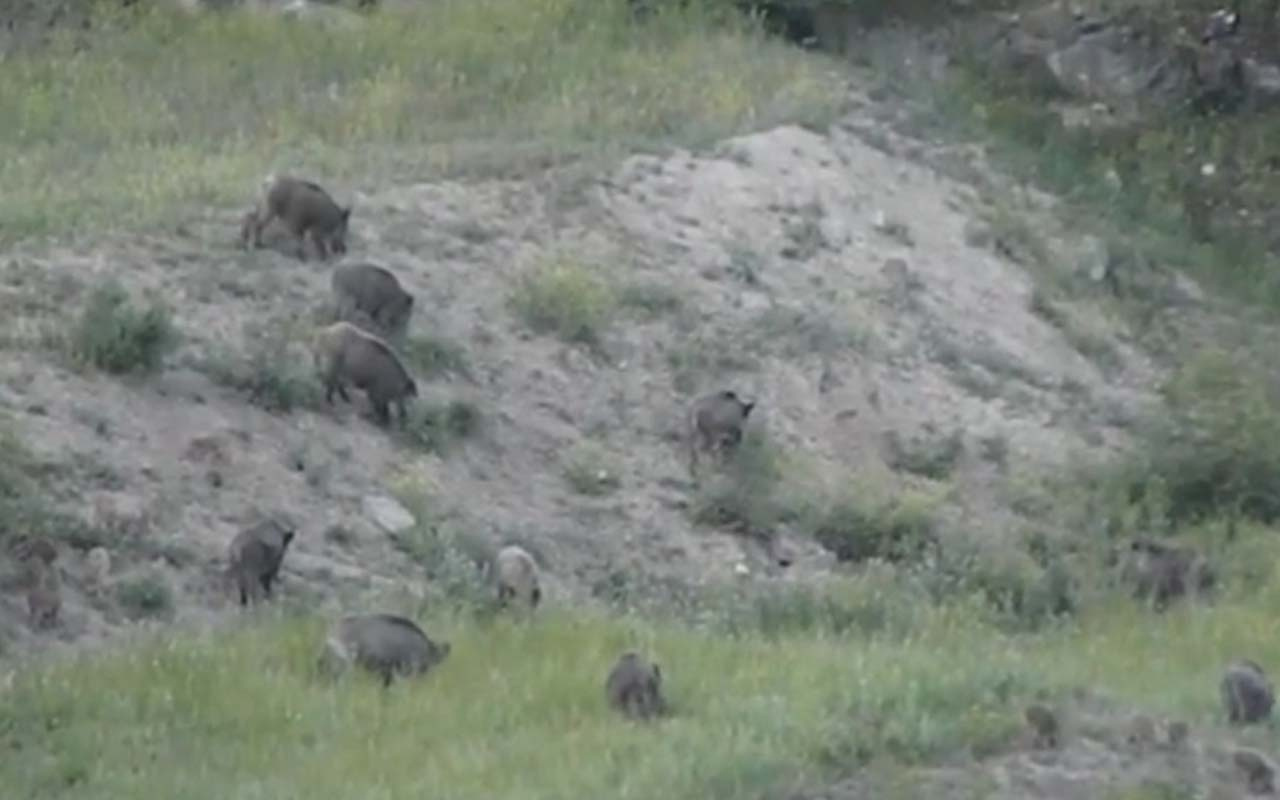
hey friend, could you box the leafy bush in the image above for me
[115,573,175,620]
[69,280,178,374]
[1134,348,1280,524]
[690,429,793,538]
[400,399,481,453]
[803,486,940,564]
[510,257,616,349]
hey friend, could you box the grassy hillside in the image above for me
[0,0,842,242]
[6,566,1280,800]
[8,1,1280,798]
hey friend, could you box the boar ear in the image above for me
[342,206,352,221]
[742,401,756,417]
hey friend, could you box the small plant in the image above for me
[617,282,685,319]
[68,279,178,374]
[115,573,174,620]
[1133,348,1280,525]
[509,257,615,349]
[403,334,469,379]
[400,399,481,453]
[561,441,622,496]
[884,428,965,480]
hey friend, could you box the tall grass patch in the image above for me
[0,607,1032,800]
[0,0,844,242]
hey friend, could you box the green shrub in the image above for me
[803,486,940,564]
[115,573,175,620]
[510,257,616,348]
[561,440,622,496]
[400,399,481,453]
[690,429,792,538]
[1134,348,1280,524]
[68,280,178,374]
[403,334,469,380]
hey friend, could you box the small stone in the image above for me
[362,495,416,534]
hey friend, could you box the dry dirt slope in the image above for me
[0,82,1169,657]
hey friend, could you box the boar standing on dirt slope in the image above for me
[25,560,61,630]
[318,613,451,687]
[1222,659,1275,726]
[687,389,756,479]
[241,174,352,262]
[226,516,297,607]
[331,262,415,341]
[311,321,418,427]
[605,651,667,721]
[494,544,542,611]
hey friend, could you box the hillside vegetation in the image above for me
[6,0,1280,798]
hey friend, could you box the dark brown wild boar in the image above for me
[246,174,352,261]
[317,613,451,687]
[605,651,667,721]
[686,389,756,479]
[331,262,415,340]
[311,321,418,427]
[226,515,297,607]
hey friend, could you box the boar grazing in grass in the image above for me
[226,516,297,607]
[1124,537,1215,611]
[311,321,418,427]
[318,613,451,687]
[25,561,61,630]
[687,389,756,478]
[494,544,541,611]
[331,262,415,340]
[244,174,352,262]
[1222,659,1274,726]
[605,651,667,721]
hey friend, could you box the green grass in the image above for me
[0,0,844,244]
[7,574,1280,799]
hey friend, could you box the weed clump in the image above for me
[510,257,616,349]
[69,280,178,375]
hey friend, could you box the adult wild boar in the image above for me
[243,174,352,262]
[318,613,451,687]
[331,262,415,340]
[311,321,418,427]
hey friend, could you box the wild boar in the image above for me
[494,544,541,611]
[311,321,418,427]
[687,389,756,478]
[331,262,415,340]
[26,561,60,630]
[605,651,667,721]
[318,613,451,687]
[245,174,352,262]
[226,516,297,607]
[1222,659,1274,725]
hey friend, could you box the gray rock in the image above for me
[362,495,416,534]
